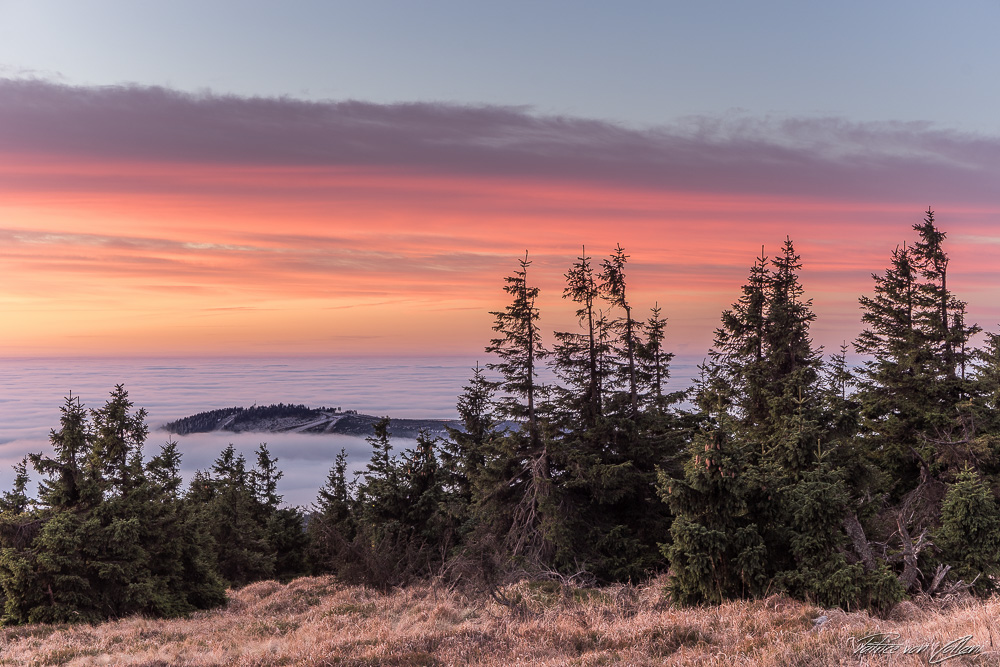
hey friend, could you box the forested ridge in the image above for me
[163,404,458,439]
[162,403,322,435]
[2,209,999,624]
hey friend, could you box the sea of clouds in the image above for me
[0,357,476,507]
[0,356,700,507]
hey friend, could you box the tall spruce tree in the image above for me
[486,251,547,445]
[760,238,824,473]
[248,444,308,581]
[711,247,769,428]
[441,364,498,521]
[557,246,602,428]
[599,245,641,415]
[662,239,884,608]
[549,249,681,581]
[31,394,92,509]
[638,303,675,414]
[855,210,980,490]
[483,252,560,566]
[351,419,453,583]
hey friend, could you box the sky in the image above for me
[2,1,1000,360]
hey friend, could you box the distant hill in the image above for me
[161,403,460,439]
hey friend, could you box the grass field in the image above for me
[0,576,995,666]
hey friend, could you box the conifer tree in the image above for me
[778,462,903,610]
[1,388,225,623]
[599,245,641,415]
[355,417,403,527]
[706,239,825,467]
[966,332,1000,474]
[248,444,308,580]
[196,444,274,586]
[144,441,226,614]
[308,448,357,574]
[30,394,91,509]
[441,364,498,516]
[760,238,824,472]
[638,303,675,414]
[558,246,602,427]
[663,240,882,607]
[351,420,452,582]
[711,247,769,427]
[0,458,31,515]
[658,375,768,604]
[936,468,1000,594]
[251,443,283,511]
[855,211,980,489]
[549,250,681,580]
[486,251,547,445]
[89,384,148,495]
[400,432,450,551]
[483,253,560,567]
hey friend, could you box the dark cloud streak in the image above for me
[2,78,998,204]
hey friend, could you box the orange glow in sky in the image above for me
[3,82,1000,359]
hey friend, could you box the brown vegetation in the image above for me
[0,576,996,666]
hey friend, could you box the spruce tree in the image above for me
[400,431,451,554]
[663,240,880,608]
[711,247,769,427]
[0,458,31,515]
[441,364,498,524]
[637,303,675,414]
[855,211,980,490]
[967,332,1000,475]
[599,245,641,415]
[760,238,824,473]
[558,246,602,427]
[936,468,1000,594]
[144,441,226,614]
[483,253,560,567]
[778,462,903,610]
[308,448,357,574]
[247,444,308,580]
[351,420,452,582]
[195,444,274,586]
[486,251,547,445]
[89,384,149,495]
[658,377,768,604]
[30,393,92,509]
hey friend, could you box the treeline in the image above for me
[3,209,1000,624]
[0,388,310,623]
[308,210,1000,612]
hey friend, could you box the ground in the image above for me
[0,576,995,666]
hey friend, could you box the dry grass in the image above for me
[0,576,996,666]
